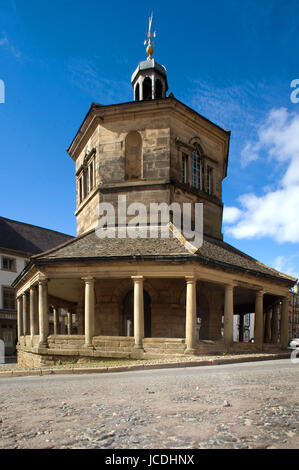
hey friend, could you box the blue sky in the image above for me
[1,0,299,279]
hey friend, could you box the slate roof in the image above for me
[0,217,73,256]
[31,225,296,285]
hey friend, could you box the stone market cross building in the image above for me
[13,42,296,367]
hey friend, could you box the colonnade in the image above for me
[17,276,290,352]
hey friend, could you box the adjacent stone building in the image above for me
[0,216,72,355]
[289,285,299,340]
[13,41,297,367]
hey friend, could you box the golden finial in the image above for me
[144,12,156,60]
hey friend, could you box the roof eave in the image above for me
[31,254,296,287]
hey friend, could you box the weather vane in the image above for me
[144,12,156,60]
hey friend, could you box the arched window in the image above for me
[155,79,163,99]
[135,83,140,101]
[142,77,152,100]
[125,131,142,180]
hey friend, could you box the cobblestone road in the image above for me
[0,359,298,449]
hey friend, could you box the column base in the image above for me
[184,348,196,356]
[38,341,48,349]
[134,344,144,351]
[82,343,95,350]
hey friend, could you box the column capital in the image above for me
[185,276,196,284]
[82,276,95,283]
[224,283,235,290]
[131,275,144,283]
[255,289,265,298]
[38,276,48,286]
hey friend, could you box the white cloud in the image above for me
[273,255,299,280]
[225,108,299,243]
[240,142,259,168]
[223,206,242,224]
[0,32,21,59]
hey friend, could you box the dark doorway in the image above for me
[122,290,151,337]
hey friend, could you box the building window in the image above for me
[89,160,94,192]
[1,257,16,272]
[207,166,213,195]
[83,167,89,198]
[192,151,203,190]
[79,176,83,204]
[182,153,188,184]
[77,154,95,205]
[2,287,15,310]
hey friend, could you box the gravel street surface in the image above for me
[0,359,298,449]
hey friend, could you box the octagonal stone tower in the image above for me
[67,17,230,240]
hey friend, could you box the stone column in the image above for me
[38,278,49,347]
[185,276,197,354]
[280,296,289,349]
[264,308,272,343]
[22,292,29,336]
[30,286,38,339]
[17,296,23,340]
[271,302,279,344]
[254,291,264,350]
[53,307,59,335]
[132,276,144,349]
[224,284,234,348]
[67,311,72,335]
[83,277,95,348]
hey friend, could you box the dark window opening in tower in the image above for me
[155,79,163,99]
[135,83,140,101]
[143,77,152,100]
